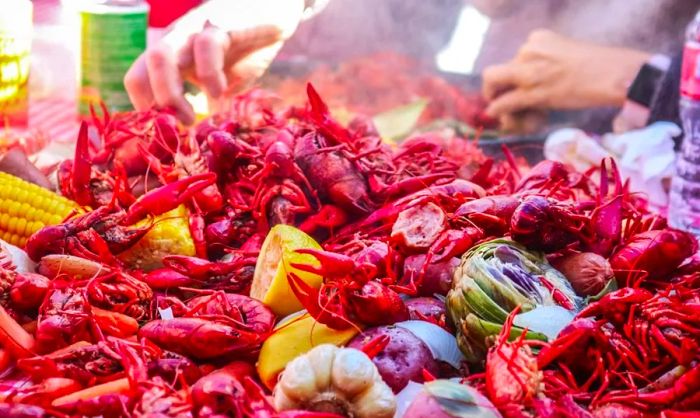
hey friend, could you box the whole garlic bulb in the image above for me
[273,344,396,418]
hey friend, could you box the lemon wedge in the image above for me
[251,225,323,316]
[257,312,360,389]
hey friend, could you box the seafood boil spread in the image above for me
[0,84,698,418]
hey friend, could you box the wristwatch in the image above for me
[626,54,671,108]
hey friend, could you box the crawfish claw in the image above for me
[123,173,217,224]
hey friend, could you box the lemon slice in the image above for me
[251,225,323,316]
[257,312,359,389]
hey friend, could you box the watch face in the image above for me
[628,63,666,107]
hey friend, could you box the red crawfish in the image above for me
[84,270,153,321]
[138,116,224,213]
[149,242,259,293]
[515,160,592,200]
[204,206,257,253]
[345,178,486,237]
[485,307,543,418]
[287,248,408,330]
[28,173,215,263]
[139,291,274,360]
[57,122,134,208]
[390,200,483,277]
[579,286,700,366]
[455,195,520,236]
[251,140,318,230]
[609,229,697,286]
[0,377,81,411]
[0,269,50,313]
[18,338,158,386]
[121,171,217,225]
[35,285,93,353]
[600,364,700,411]
[147,351,203,385]
[191,361,256,417]
[25,205,149,263]
[538,284,700,411]
[510,195,588,252]
[294,131,373,215]
[205,130,262,177]
[298,204,350,238]
[403,253,460,297]
[0,401,67,418]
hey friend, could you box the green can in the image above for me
[79,0,149,116]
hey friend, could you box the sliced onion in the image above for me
[396,320,465,368]
[0,240,34,273]
[513,306,574,340]
[394,380,424,418]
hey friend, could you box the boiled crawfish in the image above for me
[140,291,274,360]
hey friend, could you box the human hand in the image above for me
[482,30,650,132]
[124,0,304,124]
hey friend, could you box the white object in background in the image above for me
[544,128,611,172]
[436,5,490,75]
[545,123,679,208]
[602,122,679,207]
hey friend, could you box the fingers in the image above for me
[193,25,230,99]
[124,56,156,111]
[487,88,546,117]
[225,25,282,64]
[145,43,196,125]
[482,63,524,101]
[499,110,548,134]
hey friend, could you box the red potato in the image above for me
[348,325,439,393]
[391,202,446,251]
[405,297,451,331]
[403,254,460,296]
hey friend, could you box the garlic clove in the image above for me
[273,386,297,411]
[331,348,376,397]
[279,353,318,401]
[308,343,337,390]
[352,380,396,418]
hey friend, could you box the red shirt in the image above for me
[147,0,203,28]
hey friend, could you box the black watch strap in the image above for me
[627,61,668,107]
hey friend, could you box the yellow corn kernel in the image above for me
[0,173,78,247]
[7,217,17,234]
[24,206,36,221]
[15,218,27,236]
[117,205,196,272]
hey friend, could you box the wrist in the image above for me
[598,48,652,107]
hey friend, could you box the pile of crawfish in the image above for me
[270,52,497,129]
[0,82,697,418]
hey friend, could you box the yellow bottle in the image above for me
[0,0,32,128]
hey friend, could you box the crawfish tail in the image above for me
[139,318,263,360]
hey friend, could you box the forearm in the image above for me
[579,46,650,108]
[162,0,305,49]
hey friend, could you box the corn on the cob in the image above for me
[0,172,77,247]
[117,205,195,271]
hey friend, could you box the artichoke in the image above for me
[446,238,582,365]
